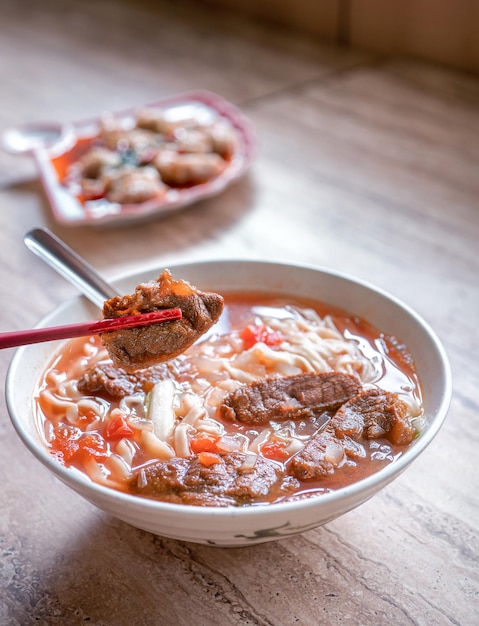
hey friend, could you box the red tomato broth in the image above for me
[34,292,425,504]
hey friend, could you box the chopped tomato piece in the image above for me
[78,433,108,460]
[51,425,108,464]
[190,433,220,454]
[50,424,81,461]
[261,440,290,462]
[55,437,80,462]
[197,451,223,466]
[52,423,80,443]
[77,408,99,428]
[105,414,135,440]
[240,325,284,350]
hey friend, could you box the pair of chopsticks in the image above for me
[0,308,182,349]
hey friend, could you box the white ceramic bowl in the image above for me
[6,260,452,546]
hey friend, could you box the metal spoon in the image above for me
[24,228,118,308]
[2,122,75,155]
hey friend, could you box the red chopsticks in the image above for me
[0,308,182,349]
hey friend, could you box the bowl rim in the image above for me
[6,258,453,519]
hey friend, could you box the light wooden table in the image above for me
[1,1,478,624]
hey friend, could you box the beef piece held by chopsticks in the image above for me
[101,269,224,372]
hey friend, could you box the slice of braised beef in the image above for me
[331,388,415,446]
[289,430,345,481]
[77,362,171,398]
[219,371,362,425]
[129,452,299,506]
[101,269,224,372]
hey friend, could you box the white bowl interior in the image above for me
[6,260,452,546]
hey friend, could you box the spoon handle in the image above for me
[24,228,119,308]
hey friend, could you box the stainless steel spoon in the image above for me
[24,228,118,308]
[2,122,75,155]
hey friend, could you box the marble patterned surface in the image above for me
[0,1,478,624]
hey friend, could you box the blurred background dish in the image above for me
[20,91,256,227]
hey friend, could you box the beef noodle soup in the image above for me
[35,293,425,507]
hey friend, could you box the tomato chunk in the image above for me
[105,414,134,440]
[78,433,108,460]
[197,452,223,466]
[190,433,220,454]
[51,424,108,465]
[240,325,284,350]
[261,440,290,462]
